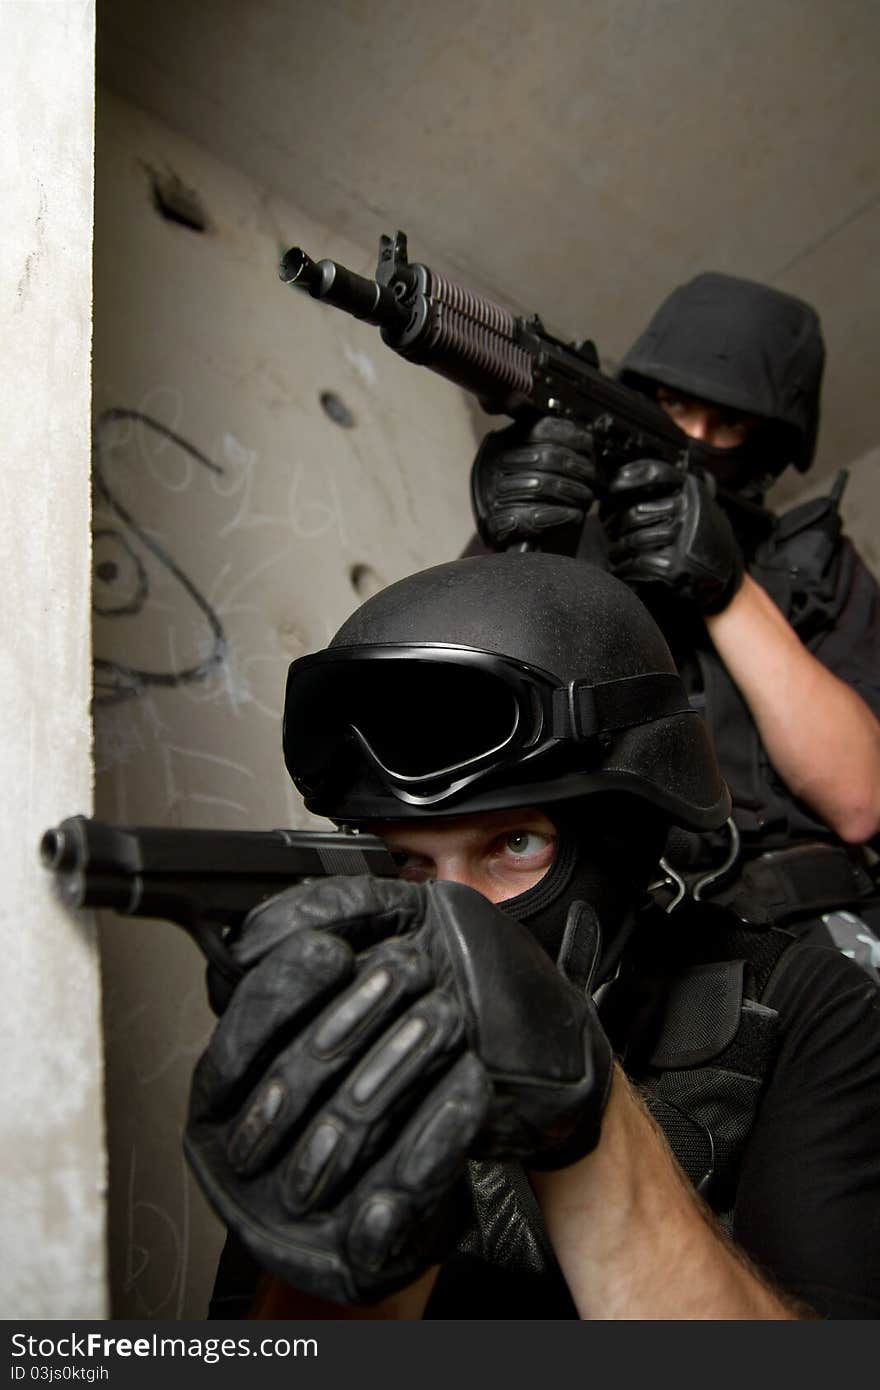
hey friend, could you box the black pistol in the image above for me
[40,815,398,992]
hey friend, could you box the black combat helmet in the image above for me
[283,553,730,831]
[618,272,825,476]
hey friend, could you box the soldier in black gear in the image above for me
[188,554,880,1320]
[469,273,880,959]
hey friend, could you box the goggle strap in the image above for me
[551,672,690,741]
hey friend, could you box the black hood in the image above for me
[618,272,825,474]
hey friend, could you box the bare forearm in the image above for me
[705,573,880,841]
[531,1068,807,1320]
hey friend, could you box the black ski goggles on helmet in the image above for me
[283,643,691,809]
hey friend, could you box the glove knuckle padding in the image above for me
[202,876,432,1091]
[309,936,434,1060]
[609,457,680,499]
[531,504,581,527]
[530,441,594,480]
[184,876,612,1302]
[472,419,597,551]
[200,928,356,1094]
[494,469,546,498]
[496,468,593,507]
[185,1042,487,1305]
[607,466,743,613]
[184,878,493,1303]
[625,522,679,552]
[618,498,678,542]
[344,1054,490,1274]
[484,509,528,542]
[394,1053,488,1187]
[280,991,467,1214]
[224,934,447,1180]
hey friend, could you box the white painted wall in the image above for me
[0,2,105,1318]
[92,88,479,1317]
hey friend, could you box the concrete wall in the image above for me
[97,0,880,498]
[837,447,880,579]
[92,88,479,1318]
[771,442,880,579]
[0,2,105,1318]
[0,0,871,1326]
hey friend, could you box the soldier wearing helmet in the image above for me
[470,273,880,952]
[185,553,880,1320]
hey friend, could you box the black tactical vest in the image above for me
[665,489,854,851]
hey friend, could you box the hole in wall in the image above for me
[320,391,356,428]
[147,165,210,233]
[92,529,149,616]
[349,563,384,599]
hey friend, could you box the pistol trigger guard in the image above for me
[185,921,244,992]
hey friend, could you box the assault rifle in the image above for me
[280,229,693,481]
[40,815,397,991]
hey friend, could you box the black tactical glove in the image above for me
[184,876,612,1305]
[471,416,600,554]
[604,459,744,614]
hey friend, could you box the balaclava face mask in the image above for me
[617,272,825,487]
[683,435,774,501]
[501,796,669,986]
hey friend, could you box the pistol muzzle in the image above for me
[40,826,72,870]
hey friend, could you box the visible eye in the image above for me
[485,826,556,895]
[715,412,754,445]
[500,830,555,862]
[656,389,687,415]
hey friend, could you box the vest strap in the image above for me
[709,842,876,925]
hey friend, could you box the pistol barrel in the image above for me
[40,816,398,926]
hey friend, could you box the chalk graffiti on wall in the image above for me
[123,1138,194,1319]
[91,396,354,1315]
[92,402,353,714]
[92,408,228,704]
[91,393,355,830]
